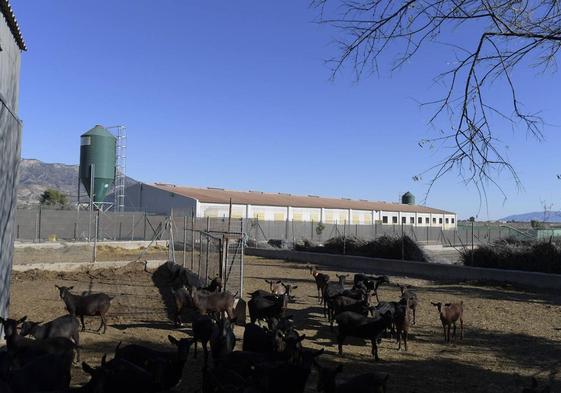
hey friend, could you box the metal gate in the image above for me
[192,231,244,296]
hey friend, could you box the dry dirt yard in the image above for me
[7,256,561,393]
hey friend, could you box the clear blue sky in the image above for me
[12,1,561,219]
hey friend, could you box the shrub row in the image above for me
[294,235,428,262]
[462,240,561,274]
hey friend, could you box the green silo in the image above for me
[79,125,116,203]
[401,192,415,205]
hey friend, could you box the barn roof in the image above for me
[0,0,26,50]
[150,183,454,215]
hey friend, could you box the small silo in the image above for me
[401,191,415,205]
[79,125,116,203]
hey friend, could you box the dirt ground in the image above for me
[7,256,561,393]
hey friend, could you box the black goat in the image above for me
[192,314,216,365]
[353,274,390,303]
[82,354,160,393]
[55,285,112,334]
[329,296,370,330]
[4,353,72,393]
[114,335,193,390]
[322,274,348,318]
[314,362,389,393]
[334,311,393,360]
[20,315,81,361]
[171,286,191,327]
[210,317,236,364]
[248,293,289,324]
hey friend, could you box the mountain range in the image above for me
[501,211,561,223]
[17,159,137,206]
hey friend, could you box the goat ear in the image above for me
[17,316,27,324]
[168,335,179,345]
[69,286,74,290]
[55,285,60,290]
[292,285,298,290]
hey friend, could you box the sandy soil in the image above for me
[7,256,561,392]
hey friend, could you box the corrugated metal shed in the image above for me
[151,183,454,214]
[0,0,26,51]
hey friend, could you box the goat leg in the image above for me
[80,315,86,332]
[371,339,380,361]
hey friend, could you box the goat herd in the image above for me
[0,261,547,393]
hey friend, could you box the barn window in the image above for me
[401,217,406,224]
[433,218,436,224]
[410,217,414,224]
[418,217,422,224]
[393,216,398,224]
[439,218,443,224]
[452,218,455,224]
[446,218,449,224]
[425,217,429,224]
[382,216,388,224]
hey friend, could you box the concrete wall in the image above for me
[0,9,22,329]
[246,248,561,290]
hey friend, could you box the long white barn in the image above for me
[117,183,457,229]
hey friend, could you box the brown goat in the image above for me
[189,287,236,321]
[309,265,330,303]
[431,301,464,343]
[395,297,412,351]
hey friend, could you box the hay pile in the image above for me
[295,235,428,262]
[463,240,561,274]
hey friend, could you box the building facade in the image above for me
[118,183,457,229]
[0,0,25,327]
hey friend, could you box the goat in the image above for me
[55,285,112,334]
[192,314,215,365]
[114,335,193,390]
[264,279,298,296]
[522,377,551,393]
[248,293,289,324]
[189,287,236,321]
[0,316,75,369]
[309,265,330,304]
[210,317,236,364]
[4,353,72,393]
[322,274,348,318]
[171,286,191,326]
[399,285,418,325]
[204,276,223,292]
[431,301,464,343]
[20,315,81,361]
[314,362,390,393]
[82,354,160,393]
[329,296,369,331]
[394,297,412,351]
[354,274,390,303]
[334,310,393,360]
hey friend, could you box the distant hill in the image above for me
[17,159,137,206]
[501,211,561,223]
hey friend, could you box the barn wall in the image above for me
[0,9,22,329]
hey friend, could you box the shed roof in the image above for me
[0,0,26,50]
[150,183,454,214]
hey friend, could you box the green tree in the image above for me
[39,188,68,208]
[530,220,543,230]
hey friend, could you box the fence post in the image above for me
[17,224,20,240]
[426,225,429,244]
[36,206,42,242]
[131,215,135,241]
[183,215,187,267]
[343,220,347,255]
[191,213,195,270]
[73,222,77,241]
[118,222,122,240]
[401,223,405,260]
[311,219,314,241]
[143,212,147,240]
[285,218,289,242]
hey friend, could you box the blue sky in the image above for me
[12,1,561,219]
